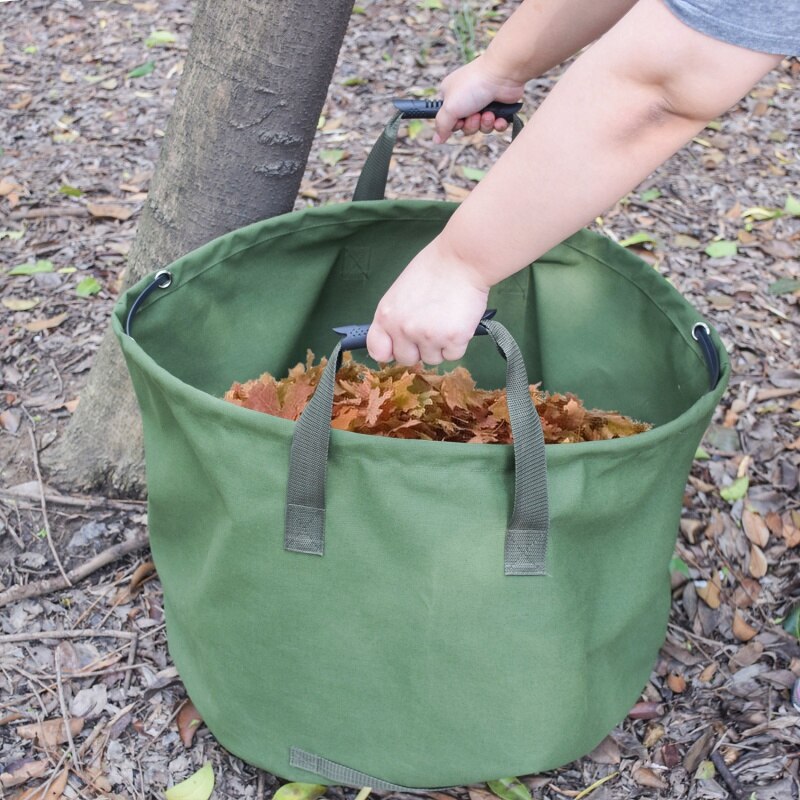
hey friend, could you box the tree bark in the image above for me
[44,0,355,497]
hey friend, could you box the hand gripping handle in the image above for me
[332,309,497,351]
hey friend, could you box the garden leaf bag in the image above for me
[113,110,728,790]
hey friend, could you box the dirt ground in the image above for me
[1,1,799,799]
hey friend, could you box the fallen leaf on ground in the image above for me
[0,178,23,196]
[742,509,770,547]
[16,769,69,800]
[696,574,721,609]
[587,735,621,764]
[2,297,39,311]
[16,718,83,748]
[129,560,156,594]
[695,760,716,780]
[272,783,327,800]
[632,766,667,789]
[667,673,687,693]
[732,610,759,642]
[486,777,532,800]
[176,699,203,747]
[0,409,21,434]
[748,544,768,578]
[643,723,665,748]
[24,313,68,332]
[87,202,134,220]
[0,759,47,788]
[165,762,214,800]
[628,701,662,720]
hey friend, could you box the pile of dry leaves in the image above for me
[224,353,651,444]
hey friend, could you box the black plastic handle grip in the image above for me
[392,98,522,121]
[333,309,497,352]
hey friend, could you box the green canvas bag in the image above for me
[112,113,728,791]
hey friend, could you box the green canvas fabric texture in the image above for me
[112,200,728,789]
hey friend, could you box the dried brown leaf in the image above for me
[742,509,769,547]
[732,611,759,642]
[683,729,714,773]
[16,769,69,800]
[628,701,662,720]
[729,641,763,670]
[0,759,47,788]
[643,723,665,748]
[588,735,621,764]
[0,177,22,196]
[696,574,721,609]
[16,719,83,748]
[698,663,718,683]
[783,511,800,548]
[632,766,667,790]
[177,699,203,748]
[667,673,687,693]
[129,560,156,594]
[87,202,134,221]
[23,313,68,333]
[748,544,768,578]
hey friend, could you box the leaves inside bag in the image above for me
[224,352,651,444]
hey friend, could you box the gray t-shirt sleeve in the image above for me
[664,0,800,56]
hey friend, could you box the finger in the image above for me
[441,341,469,362]
[434,105,460,144]
[392,338,422,367]
[461,112,482,136]
[479,111,496,134]
[417,345,444,366]
[493,117,509,134]
[366,324,394,363]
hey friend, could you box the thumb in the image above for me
[434,104,460,144]
[367,322,394,363]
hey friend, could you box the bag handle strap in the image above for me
[353,101,524,202]
[284,318,550,576]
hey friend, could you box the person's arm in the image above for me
[434,0,638,141]
[367,0,782,366]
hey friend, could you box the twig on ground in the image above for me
[0,533,149,608]
[0,506,26,548]
[9,206,87,220]
[54,647,81,770]
[256,770,265,800]
[0,485,147,511]
[710,752,747,800]
[28,427,71,587]
[122,633,138,692]
[0,629,137,645]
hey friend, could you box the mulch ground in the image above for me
[1,1,799,799]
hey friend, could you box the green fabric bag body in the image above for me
[113,196,727,789]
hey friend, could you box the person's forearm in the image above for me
[443,0,782,286]
[483,0,637,83]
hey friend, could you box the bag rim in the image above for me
[112,199,729,468]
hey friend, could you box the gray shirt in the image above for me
[664,0,800,55]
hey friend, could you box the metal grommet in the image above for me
[155,269,173,288]
[692,322,710,341]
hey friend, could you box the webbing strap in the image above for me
[482,320,549,576]
[284,342,343,556]
[284,320,550,575]
[353,113,524,202]
[352,112,403,202]
[289,747,443,793]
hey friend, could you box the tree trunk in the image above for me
[44,0,355,497]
